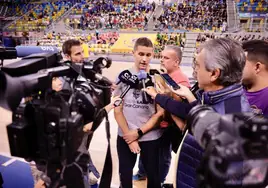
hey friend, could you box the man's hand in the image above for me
[105,96,122,112]
[156,104,165,115]
[111,83,117,92]
[52,77,63,92]
[111,96,122,106]
[83,122,93,133]
[128,140,141,154]
[143,86,158,99]
[155,81,171,95]
[34,179,45,188]
[169,84,196,102]
[123,130,139,144]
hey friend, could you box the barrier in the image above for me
[111,33,157,53]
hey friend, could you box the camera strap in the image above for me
[98,110,113,188]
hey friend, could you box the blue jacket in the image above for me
[155,84,252,188]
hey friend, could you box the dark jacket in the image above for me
[155,83,252,188]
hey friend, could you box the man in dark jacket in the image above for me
[144,38,252,188]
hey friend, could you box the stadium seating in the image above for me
[36,31,119,54]
[7,0,74,31]
[236,0,267,13]
[155,0,227,32]
[66,0,153,30]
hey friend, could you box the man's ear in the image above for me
[254,62,262,74]
[210,68,221,82]
[63,53,71,61]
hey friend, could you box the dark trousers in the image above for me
[138,127,172,183]
[117,136,161,188]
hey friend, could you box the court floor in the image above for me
[0,60,193,187]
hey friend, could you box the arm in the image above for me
[155,94,197,120]
[123,104,164,144]
[83,96,122,133]
[171,114,186,130]
[140,106,164,133]
[114,100,141,154]
[114,101,130,134]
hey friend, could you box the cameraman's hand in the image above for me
[111,83,117,92]
[123,130,139,144]
[142,86,158,99]
[105,96,122,113]
[83,122,93,133]
[52,77,63,92]
[169,85,196,102]
[128,140,141,154]
[35,180,45,188]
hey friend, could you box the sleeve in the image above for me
[155,94,198,120]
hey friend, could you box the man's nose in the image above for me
[142,56,147,61]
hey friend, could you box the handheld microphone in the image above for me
[138,70,149,103]
[115,70,132,85]
[114,74,139,107]
[0,46,59,60]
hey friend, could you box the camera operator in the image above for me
[52,39,85,91]
[242,40,268,117]
[143,38,253,187]
[33,39,100,187]
[33,96,122,188]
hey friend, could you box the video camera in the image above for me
[0,52,113,188]
[187,105,268,188]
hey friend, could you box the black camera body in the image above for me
[187,105,268,188]
[1,52,112,187]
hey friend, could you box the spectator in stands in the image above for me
[158,0,227,31]
[242,40,268,117]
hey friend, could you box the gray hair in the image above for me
[198,38,246,86]
[164,45,183,63]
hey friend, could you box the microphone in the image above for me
[138,70,149,103]
[0,46,59,60]
[115,70,132,85]
[114,74,139,107]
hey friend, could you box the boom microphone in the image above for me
[0,46,59,60]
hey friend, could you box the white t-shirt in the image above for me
[113,68,163,142]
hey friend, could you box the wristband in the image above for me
[137,128,144,137]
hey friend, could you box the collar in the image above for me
[196,83,244,105]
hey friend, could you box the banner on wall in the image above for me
[239,13,268,18]
[111,33,157,53]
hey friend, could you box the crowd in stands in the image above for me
[7,0,74,31]
[154,32,186,58]
[155,0,227,32]
[196,32,268,47]
[236,0,267,13]
[0,2,35,17]
[37,31,119,53]
[65,0,155,30]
